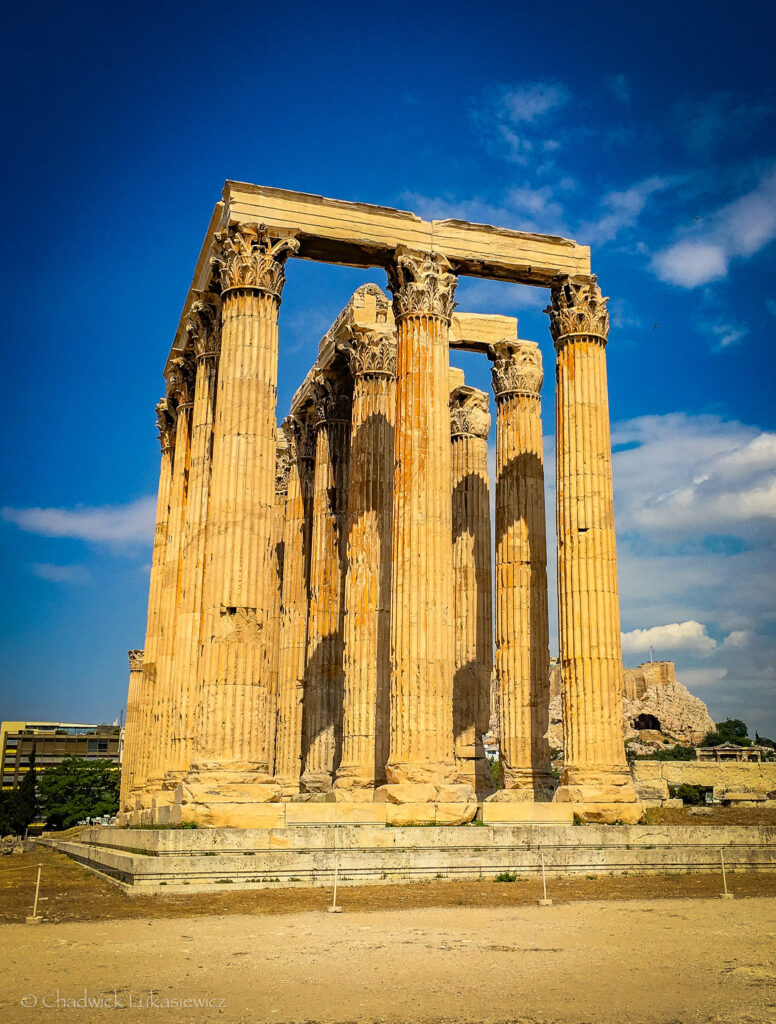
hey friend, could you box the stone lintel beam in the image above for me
[167,183,589,363]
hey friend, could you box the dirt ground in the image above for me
[3,846,776,924]
[2,896,775,1024]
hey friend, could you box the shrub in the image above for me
[494,871,517,883]
[634,744,696,762]
[669,783,711,805]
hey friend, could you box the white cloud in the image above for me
[30,563,89,584]
[621,620,718,657]
[611,414,776,538]
[723,630,751,649]
[400,185,568,236]
[676,667,729,689]
[471,81,570,164]
[652,165,776,287]
[2,496,156,546]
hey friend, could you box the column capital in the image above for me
[156,398,176,454]
[545,274,609,349]
[184,292,221,361]
[211,223,300,299]
[338,325,396,381]
[387,248,458,322]
[165,352,197,410]
[128,649,145,670]
[450,386,490,439]
[311,371,352,429]
[282,414,316,462]
[489,340,543,400]
[275,435,291,498]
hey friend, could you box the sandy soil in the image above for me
[2,897,775,1024]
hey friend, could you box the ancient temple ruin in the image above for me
[119,182,644,827]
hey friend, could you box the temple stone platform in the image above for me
[42,823,776,893]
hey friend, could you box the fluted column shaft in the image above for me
[274,417,315,794]
[268,433,290,772]
[120,649,144,808]
[147,370,194,792]
[385,249,469,802]
[450,386,493,797]
[302,375,351,792]
[166,299,220,779]
[193,226,299,781]
[334,328,396,799]
[490,341,554,798]
[546,276,642,822]
[127,402,175,803]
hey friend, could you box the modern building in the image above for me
[0,721,122,791]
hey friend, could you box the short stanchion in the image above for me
[25,865,43,924]
[328,857,342,914]
[537,850,552,907]
[719,849,734,900]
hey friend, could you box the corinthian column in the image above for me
[124,400,175,812]
[301,372,351,793]
[546,275,643,823]
[384,249,474,815]
[333,326,396,800]
[119,649,144,812]
[267,430,290,770]
[145,353,196,805]
[181,224,299,822]
[165,295,220,784]
[449,385,494,798]
[489,340,555,801]
[274,414,315,796]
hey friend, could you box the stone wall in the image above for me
[46,824,776,893]
[632,760,776,802]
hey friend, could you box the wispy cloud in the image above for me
[673,93,772,156]
[471,81,570,164]
[677,667,729,689]
[704,322,749,352]
[605,74,630,105]
[2,496,156,546]
[582,176,679,244]
[621,620,717,657]
[30,562,90,584]
[652,165,776,286]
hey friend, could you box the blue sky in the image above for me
[2,1,774,735]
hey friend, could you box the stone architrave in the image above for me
[164,296,221,785]
[489,340,555,801]
[123,399,175,813]
[119,649,145,810]
[301,372,352,793]
[449,385,494,798]
[274,414,315,796]
[333,325,396,800]
[546,276,643,823]
[144,352,196,808]
[180,224,299,823]
[384,249,475,817]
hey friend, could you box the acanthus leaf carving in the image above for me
[387,248,458,321]
[185,292,221,361]
[338,325,396,380]
[128,649,145,670]
[156,397,176,454]
[490,340,544,400]
[310,371,352,429]
[275,442,291,498]
[450,387,490,439]
[165,351,197,409]
[211,223,300,298]
[545,274,609,348]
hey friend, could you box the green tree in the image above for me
[37,756,120,829]
[701,718,750,747]
[0,747,38,836]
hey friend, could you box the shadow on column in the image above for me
[452,470,493,800]
[494,450,553,795]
